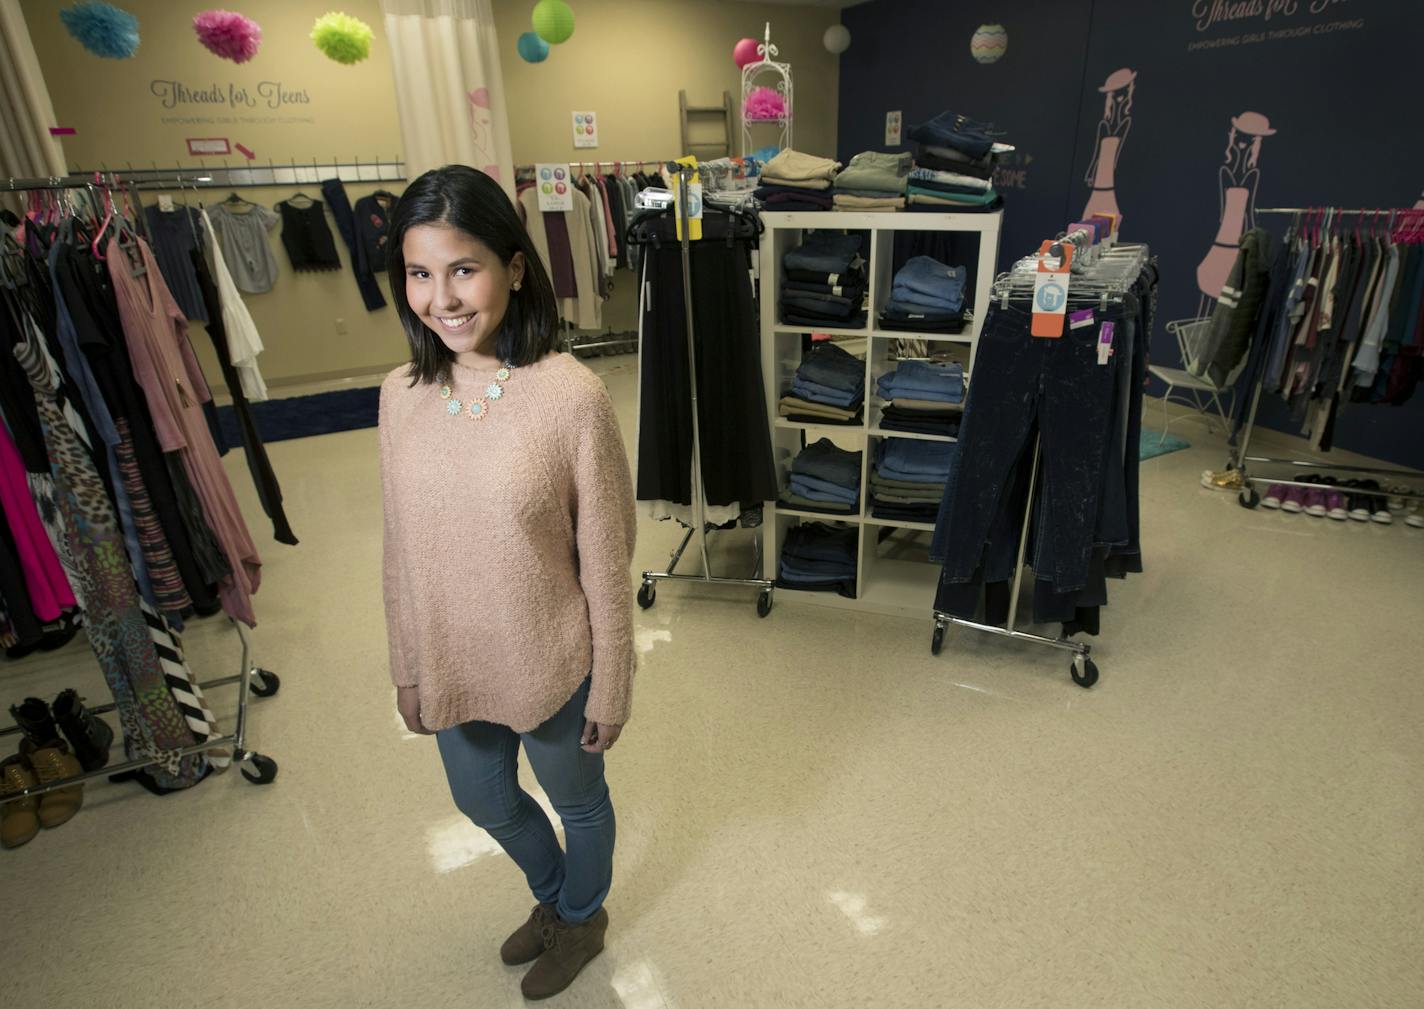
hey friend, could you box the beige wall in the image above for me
[19,0,841,387]
[494,0,841,164]
[21,0,410,388]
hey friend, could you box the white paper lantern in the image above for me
[823,24,850,55]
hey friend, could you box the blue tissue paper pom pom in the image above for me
[60,1,141,60]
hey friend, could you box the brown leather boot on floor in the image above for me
[1,757,41,849]
[20,739,84,829]
[520,907,608,1001]
[502,903,556,966]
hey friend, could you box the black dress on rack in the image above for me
[631,208,778,515]
[189,247,297,546]
[276,199,342,272]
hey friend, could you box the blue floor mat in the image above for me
[1140,429,1191,460]
[217,386,380,445]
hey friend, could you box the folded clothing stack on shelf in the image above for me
[780,438,863,515]
[876,359,965,436]
[832,151,911,213]
[778,341,866,424]
[870,438,957,522]
[754,149,842,212]
[781,232,867,328]
[906,110,1007,212]
[880,255,968,333]
[777,521,859,597]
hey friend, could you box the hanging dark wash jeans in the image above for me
[934,302,1120,599]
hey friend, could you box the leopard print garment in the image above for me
[16,318,205,787]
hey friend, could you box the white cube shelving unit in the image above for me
[759,209,1004,617]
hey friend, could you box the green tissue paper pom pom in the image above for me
[532,0,574,45]
[311,11,373,65]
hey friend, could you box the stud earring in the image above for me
[512,280,522,292]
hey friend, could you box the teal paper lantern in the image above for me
[532,0,574,45]
[517,31,549,63]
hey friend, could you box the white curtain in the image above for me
[0,0,67,198]
[381,0,514,203]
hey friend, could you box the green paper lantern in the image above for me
[532,0,574,45]
[311,11,373,65]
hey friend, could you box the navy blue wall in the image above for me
[838,0,1424,468]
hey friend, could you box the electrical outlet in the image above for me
[334,318,348,334]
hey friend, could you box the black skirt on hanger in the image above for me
[634,211,778,512]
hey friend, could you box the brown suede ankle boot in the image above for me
[501,903,555,966]
[20,739,84,829]
[1,758,41,849]
[520,907,608,1000]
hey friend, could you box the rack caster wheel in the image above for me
[1071,655,1099,688]
[756,590,773,618]
[636,581,656,609]
[249,669,280,697]
[1238,487,1260,509]
[239,752,278,785]
[931,623,945,656]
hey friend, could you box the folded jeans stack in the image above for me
[755,149,842,212]
[781,438,862,515]
[779,340,865,424]
[871,439,956,521]
[833,151,911,213]
[781,233,868,329]
[881,256,967,333]
[876,359,965,436]
[778,521,858,597]
[907,111,1006,212]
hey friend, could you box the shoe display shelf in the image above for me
[1,620,281,811]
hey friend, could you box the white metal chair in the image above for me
[1148,318,1247,443]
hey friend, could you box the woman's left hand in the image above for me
[581,720,622,754]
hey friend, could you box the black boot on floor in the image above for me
[52,690,114,772]
[9,697,59,748]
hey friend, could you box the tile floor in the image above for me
[2,356,1421,1008]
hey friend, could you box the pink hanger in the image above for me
[91,174,115,260]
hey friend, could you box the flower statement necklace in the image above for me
[437,361,514,422]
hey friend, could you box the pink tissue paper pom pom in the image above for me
[194,9,261,64]
[743,87,786,122]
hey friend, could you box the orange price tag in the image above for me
[1031,241,1073,338]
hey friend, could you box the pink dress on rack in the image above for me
[0,421,76,621]
[108,237,262,626]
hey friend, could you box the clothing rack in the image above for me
[1,622,281,796]
[635,162,776,615]
[1228,206,1424,509]
[2,170,283,795]
[515,159,669,175]
[6,159,407,192]
[930,239,1152,687]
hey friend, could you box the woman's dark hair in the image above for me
[387,165,558,384]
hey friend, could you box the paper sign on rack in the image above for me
[1031,241,1072,338]
[673,155,703,242]
[535,163,573,212]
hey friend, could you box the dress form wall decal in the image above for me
[1082,68,1135,226]
[1197,111,1275,315]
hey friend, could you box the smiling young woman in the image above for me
[377,165,637,1000]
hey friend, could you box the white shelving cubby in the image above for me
[760,209,1003,617]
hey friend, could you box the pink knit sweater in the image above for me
[379,353,637,732]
